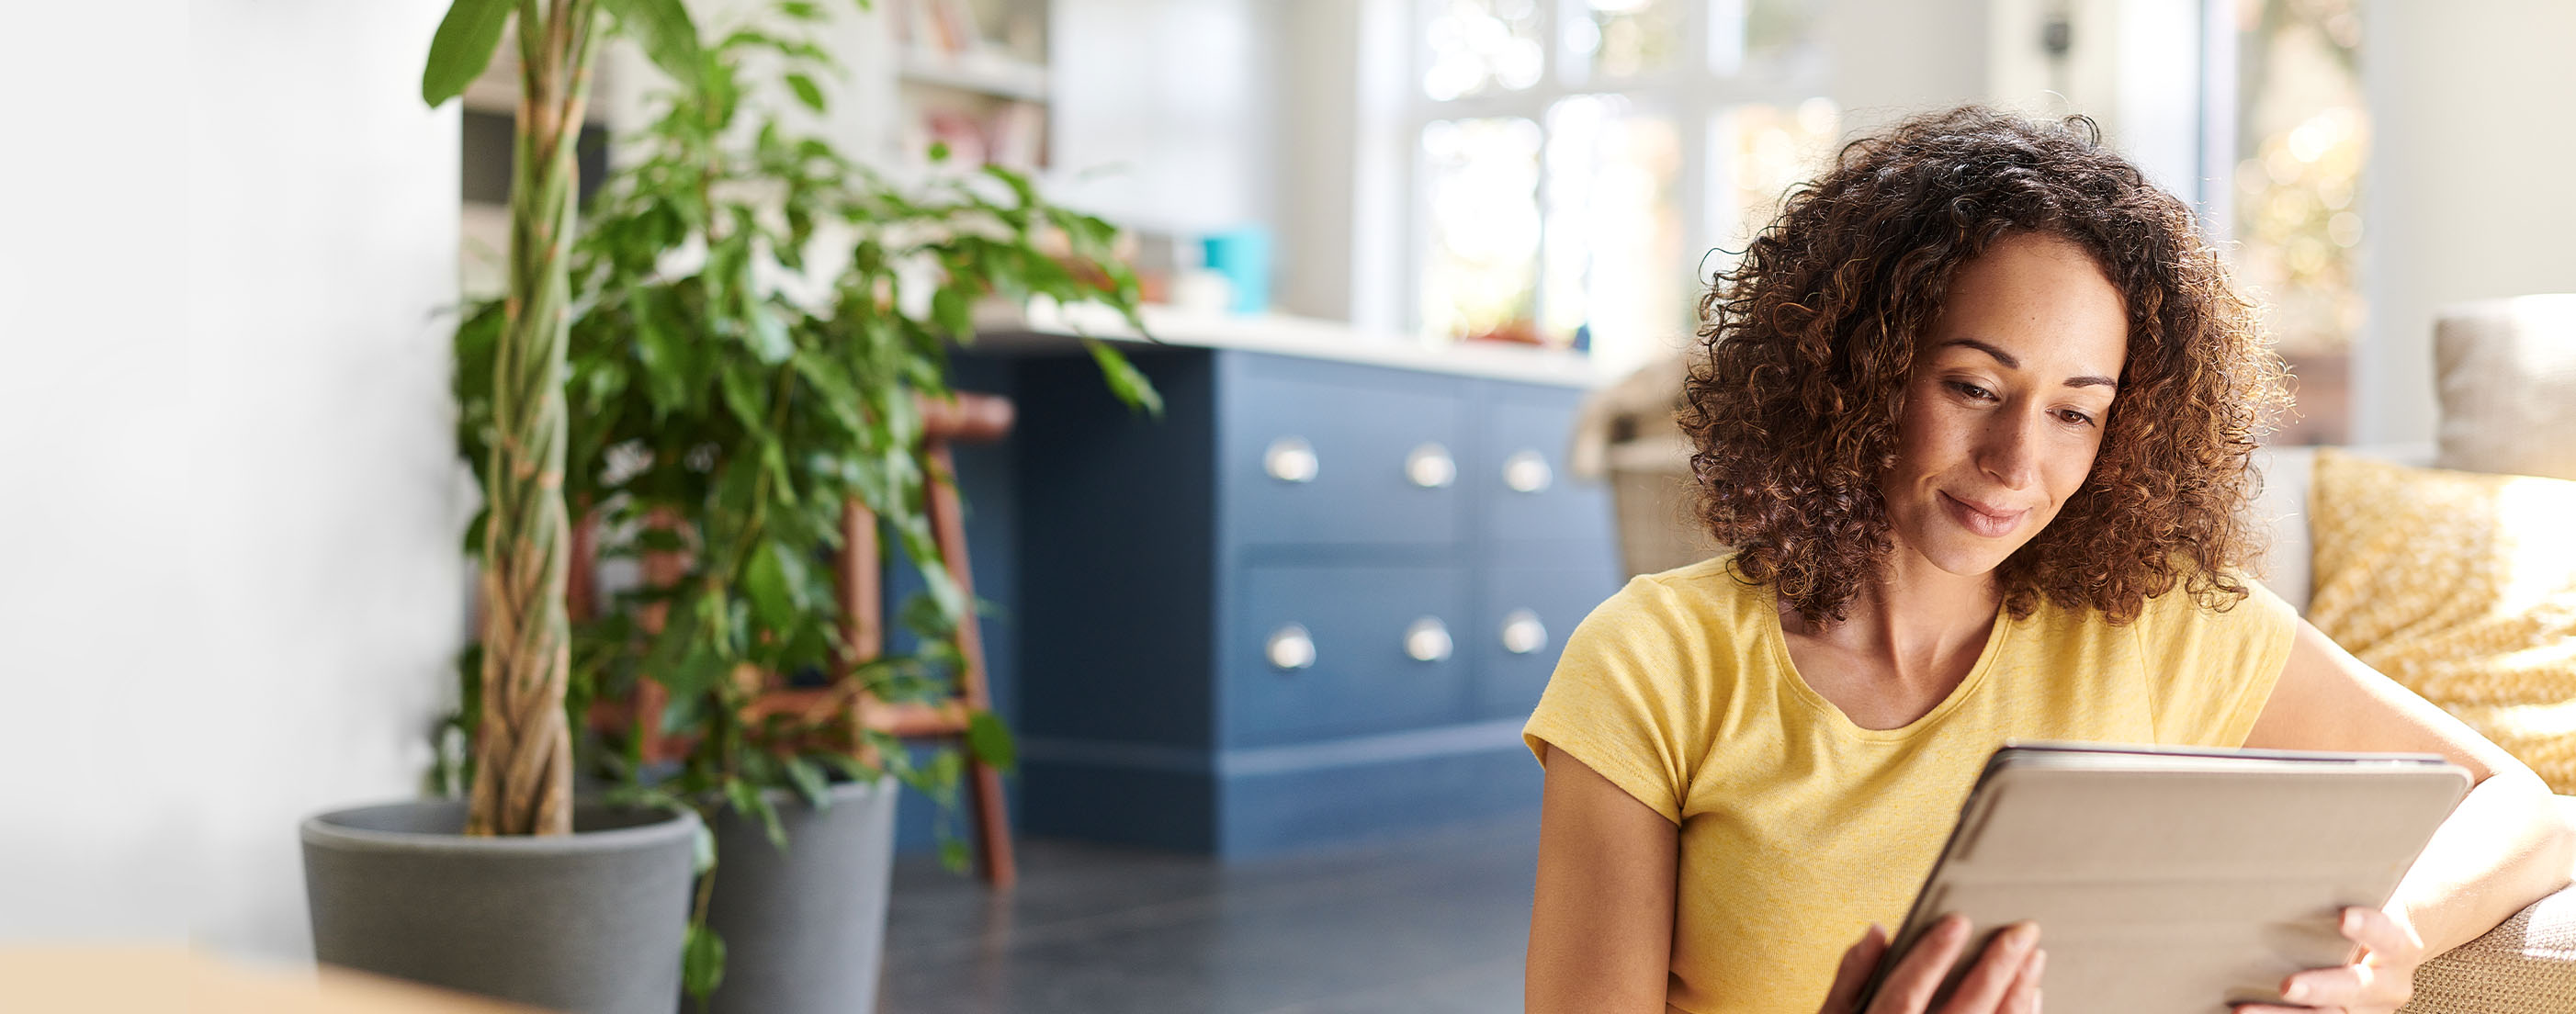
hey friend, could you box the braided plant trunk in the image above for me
[469,0,600,838]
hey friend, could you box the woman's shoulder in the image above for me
[1608,552,1766,612]
[2030,569,2299,671]
[1572,552,1774,653]
[2124,569,2296,628]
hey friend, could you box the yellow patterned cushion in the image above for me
[2306,449,2576,793]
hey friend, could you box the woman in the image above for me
[1521,107,2572,1014]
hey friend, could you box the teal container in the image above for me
[1202,228,1271,314]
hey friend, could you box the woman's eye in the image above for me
[1948,381,1994,401]
[2057,409,2096,427]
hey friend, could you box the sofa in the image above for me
[1574,294,2576,1010]
[2252,438,2576,1012]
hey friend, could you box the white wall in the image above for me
[0,0,469,961]
[1272,0,1366,324]
[2356,0,2576,445]
[1826,0,1993,134]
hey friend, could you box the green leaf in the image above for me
[965,709,1016,772]
[634,525,691,553]
[743,541,797,635]
[816,751,882,784]
[627,285,690,415]
[743,303,795,365]
[421,0,512,107]
[778,0,824,19]
[926,140,951,163]
[789,349,868,438]
[783,756,831,810]
[1083,338,1163,417]
[717,367,774,442]
[785,73,826,113]
[725,778,790,853]
[863,730,920,783]
[460,507,490,559]
[914,561,967,635]
[981,163,1039,208]
[691,817,717,875]
[683,923,727,1000]
[931,286,974,344]
[939,838,971,874]
[657,688,704,733]
[599,0,704,89]
[927,748,964,801]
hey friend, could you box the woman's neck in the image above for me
[1788,547,2003,685]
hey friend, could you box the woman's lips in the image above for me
[1941,491,2028,538]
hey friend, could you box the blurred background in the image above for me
[5,0,2573,1005]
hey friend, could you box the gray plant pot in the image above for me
[702,775,899,1014]
[303,800,700,1014]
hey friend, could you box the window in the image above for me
[1405,0,1837,378]
[2229,0,2365,444]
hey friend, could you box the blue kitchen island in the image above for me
[949,308,1624,859]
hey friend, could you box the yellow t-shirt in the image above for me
[1522,554,2298,1014]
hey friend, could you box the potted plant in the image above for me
[301,3,713,1013]
[443,2,1159,1011]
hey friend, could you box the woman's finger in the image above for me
[2276,960,2383,1007]
[1935,922,2039,1014]
[1818,924,1892,1014]
[1869,915,1973,1014]
[2002,948,2044,1014]
[2339,907,2423,962]
[2270,907,2420,1008]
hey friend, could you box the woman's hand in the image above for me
[1817,915,2044,1014]
[2232,907,2424,1014]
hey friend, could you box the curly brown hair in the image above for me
[1680,106,2288,626]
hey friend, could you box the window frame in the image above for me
[1395,0,1830,372]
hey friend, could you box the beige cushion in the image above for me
[2435,295,2576,482]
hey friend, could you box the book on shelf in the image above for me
[894,0,989,58]
[986,100,1045,170]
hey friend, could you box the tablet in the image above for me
[1854,741,2470,1013]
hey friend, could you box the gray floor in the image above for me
[876,812,1541,1014]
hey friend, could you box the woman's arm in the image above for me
[1526,746,1677,1014]
[1526,747,2047,1014]
[2243,619,2575,973]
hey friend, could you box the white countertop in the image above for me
[970,300,1610,389]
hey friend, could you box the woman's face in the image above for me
[1881,231,2129,580]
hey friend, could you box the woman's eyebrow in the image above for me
[1940,337,2118,389]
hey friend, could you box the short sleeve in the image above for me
[2133,574,2300,747]
[1521,576,1712,825]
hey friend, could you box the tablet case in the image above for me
[1854,742,2470,1013]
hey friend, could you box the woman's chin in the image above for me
[1909,534,2026,579]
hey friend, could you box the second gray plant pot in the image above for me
[702,775,900,1014]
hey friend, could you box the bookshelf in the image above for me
[885,0,1055,175]
[456,0,1058,297]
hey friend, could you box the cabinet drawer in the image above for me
[1222,356,1470,547]
[1471,562,1625,720]
[1475,384,1616,547]
[1225,563,1473,747]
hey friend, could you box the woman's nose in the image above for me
[1977,410,2048,490]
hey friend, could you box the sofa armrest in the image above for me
[2401,795,2576,1012]
[2403,884,2576,1012]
